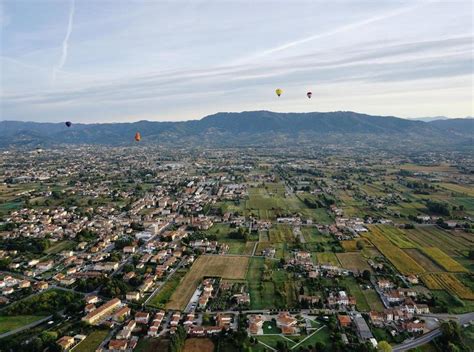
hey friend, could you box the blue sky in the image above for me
[1,0,473,122]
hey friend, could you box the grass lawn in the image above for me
[0,315,46,334]
[293,325,330,350]
[263,320,281,334]
[73,329,109,352]
[256,335,295,349]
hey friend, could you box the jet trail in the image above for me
[52,0,75,83]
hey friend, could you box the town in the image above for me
[0,146,472,352]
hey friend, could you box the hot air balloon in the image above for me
[307,91,312,99]
[275,88,283,97]
[65,121,72,127]
[135,132,141,142]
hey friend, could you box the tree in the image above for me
[356,240,365,250]
[362,270,371,281]
[377,341,392,352]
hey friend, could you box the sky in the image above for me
[0,0,473,123]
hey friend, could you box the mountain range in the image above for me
[1,111,472,150]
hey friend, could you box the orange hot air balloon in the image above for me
[135,132,141,142]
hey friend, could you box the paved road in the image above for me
[393,312,474,352]
[0,315,53,339]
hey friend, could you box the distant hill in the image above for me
[428,118,474,136]
[0,111,472,150]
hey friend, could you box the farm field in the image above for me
[166,255,249,310]
[269,225,295,243]
[404,249,444,272]
[363,289,385,312]
[399,163,456,173]
[148,270,187,308]
[245,184,333,222]
[135,338,170,352]
[438,183,474,197]
[421,273,474,300]
[315,252,340,266]
[340,240,358,251]
[183,338,214,352]
[341,277,371,312]
[404,226,473,256]
[74,329,109,352]
[336,252,371,272]
[420,247,468,272]
[364,227,425,275]
[255,242,289,259]
[246,257,298,309]
[0,315,46,334]
[370,225,417,248]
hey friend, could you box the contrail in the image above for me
[52,0,75,82]
[238,1,433,64]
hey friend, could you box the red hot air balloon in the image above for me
[307,92,312,99]
[135,132,141,142]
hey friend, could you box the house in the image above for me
[135,311,150,324]
[338,315,352,328]
[108,339,128,351]
[404,321,425,333]
[216,314,232,328]
[170,312,181,327]
[113,306,131,321]
[82,298,121,325]
[276,312,297,335]
[377,279,395,290]
[406,275,419,284]
[56,336,74,350]
[19,280,31,289]
[126,291,140,301]
[85,295,99,304]
[36,281,49,290]
[116,328,131,340]
[248,314,264,335]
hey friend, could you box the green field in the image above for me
[44,240,76,254]
[148,270,187,308]
[315,252,340,266]
[246,257,298,309]
[245,184,333,222]
[269,225,295,243]
[74,329,109,352]
[204,224,252,255]
[341,277,371,312]
[0,315,46,334]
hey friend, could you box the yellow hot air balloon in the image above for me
[275,88,283,97]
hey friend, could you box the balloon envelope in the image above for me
[275,88,283,97]
[65,121,72,127]
[135,132,141,142]
[307,92,312,99]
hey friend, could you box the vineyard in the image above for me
[421,273,474,300]
[364,227,425,275]
[421,247,468,273]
